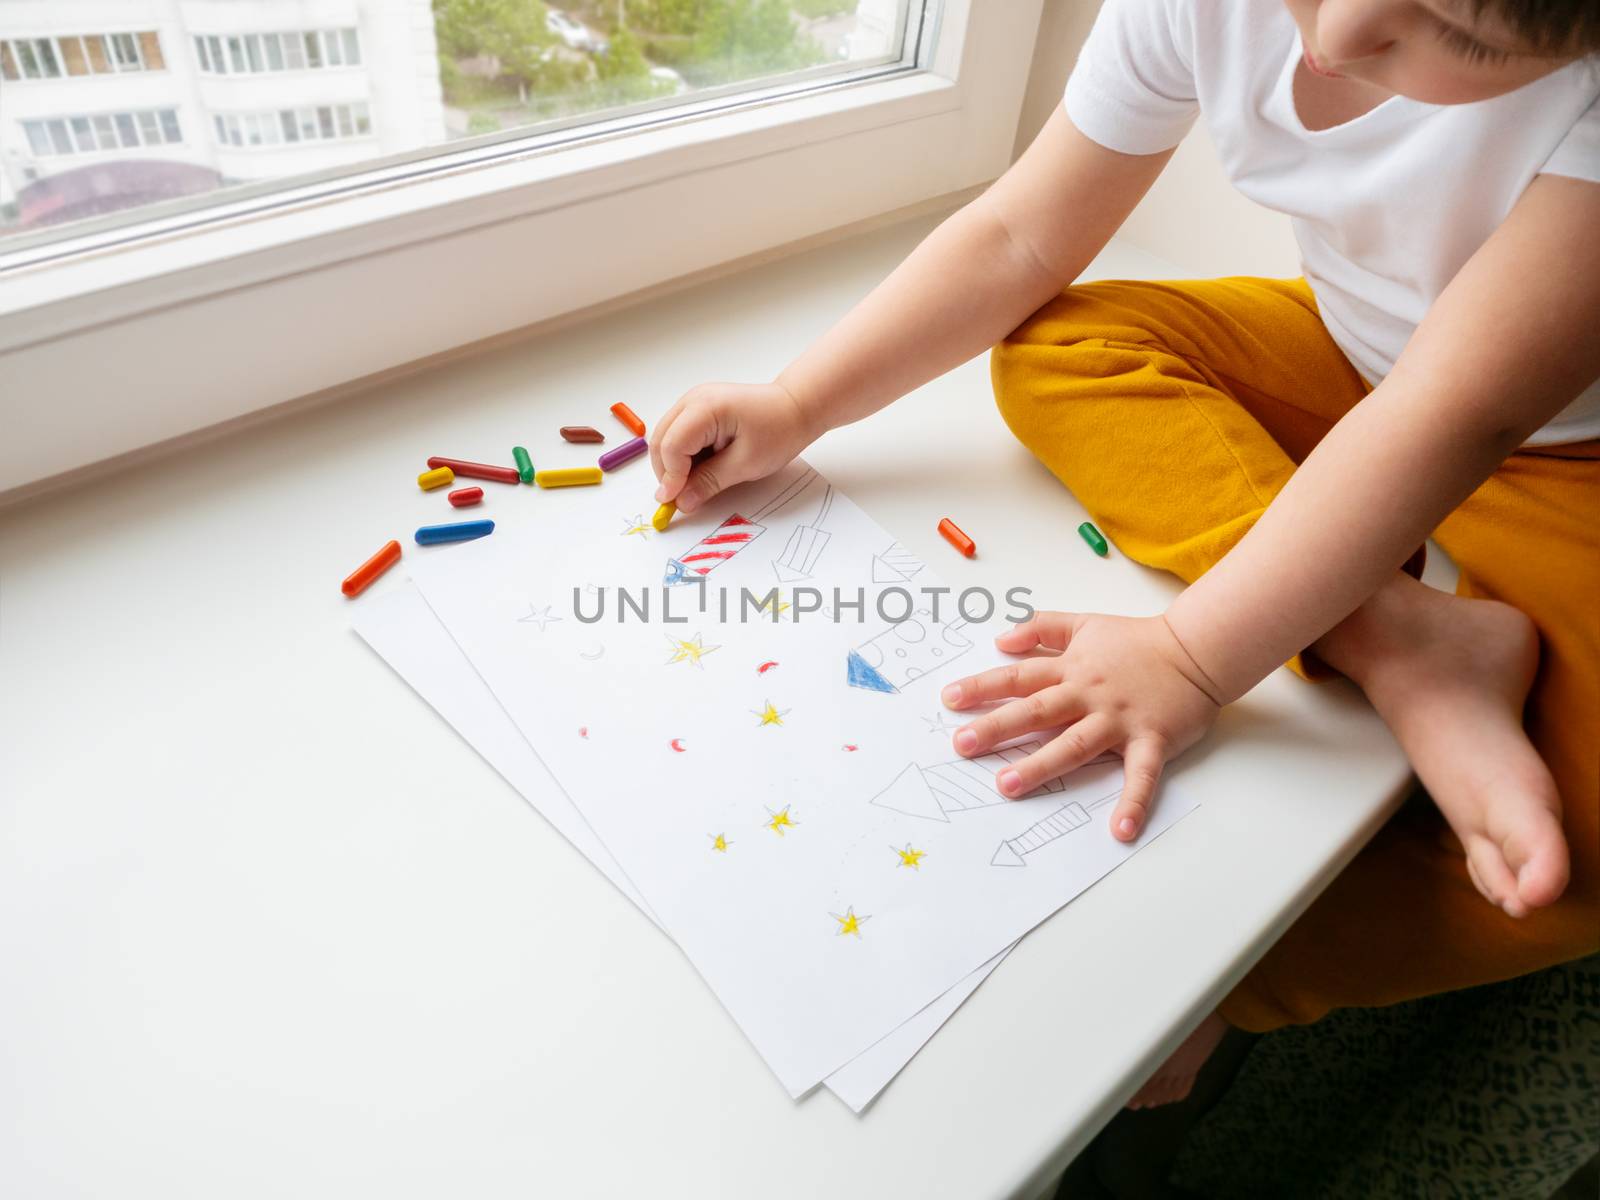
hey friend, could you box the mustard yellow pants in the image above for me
[990,276,1600,1032]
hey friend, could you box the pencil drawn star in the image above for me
[923,711,959,733]
[620,514,652,538]
[752,700,790,727]
[665,633,720,668]
[710,833,731,853]
[894,844,927,870]
[764,805,798,837]
[518,603,562,631]
[832,906,870,937]
[755,593,793,621]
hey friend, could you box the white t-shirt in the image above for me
[1063,0,1600,445]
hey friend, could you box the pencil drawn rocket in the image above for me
[846,610,973,695]
[868,741,1065,823]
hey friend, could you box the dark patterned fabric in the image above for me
[1171,954,1600,1199]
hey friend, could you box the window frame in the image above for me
[0,1,1046,494]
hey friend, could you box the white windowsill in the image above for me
[0,209,1414,1197]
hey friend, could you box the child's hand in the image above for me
[941,612,1224,842]
[650,381,818,514]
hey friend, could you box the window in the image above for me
[192,27,361,75]
[210,104,374,150]
[2,31,166,80]
[1,4,1044,500]
[20,109,183,156]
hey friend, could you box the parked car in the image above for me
[546,8,604,54]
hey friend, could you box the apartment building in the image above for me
[0,0,446,229]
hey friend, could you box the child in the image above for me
[648,0,1599,1107]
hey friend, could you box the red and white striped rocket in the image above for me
[664,514,767,585]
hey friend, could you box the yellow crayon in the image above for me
[535,467,604,488]
[651,501,677,531]
[418,466,455,491]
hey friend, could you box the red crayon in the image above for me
[341,539,402,598]
[426,456,521,485]
[447,486,484,508]
[938,518,976,558]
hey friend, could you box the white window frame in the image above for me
[0,1,1044,494]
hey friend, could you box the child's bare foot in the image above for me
[1126,1012,1229,1109]
[1316,574,1569,919]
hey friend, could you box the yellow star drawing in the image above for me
[665,633,720,668]
[755,593,792,620]
[764,805,798,836]
[832,906,870,938]
[752,700,790,727]
[895,844,926,870]
[620,515,652,538]
[710,833,730,853]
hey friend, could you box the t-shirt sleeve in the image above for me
[1063,0,1200,155]
[1539,90,1600,182]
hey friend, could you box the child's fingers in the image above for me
[994,715,1117,798]
[655,406,718,507]
[940,659,1062,710]
[1109,736,1166,842]
[995,612,1080,653]
[953,686,1082,758]
[649,400,686,490]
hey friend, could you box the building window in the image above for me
[1,33,162,80]
[192,28,361,75]
[20,109,183,156]
[211,103,373,149]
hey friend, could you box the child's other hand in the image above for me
[941,612,1224,842]
[650,381,817,514]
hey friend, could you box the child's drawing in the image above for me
[868,742,1066,823]
[578,641,605,661]
[710,833,731,853]
[870,540,925,584]
[620,515,653,538]
[772,484,835,583]
[845,610,973,695]
[670,738,687,752]
[754,593,793,621]
[832,907,870,937]
[757,660,780,674]
[989,792,1116,867]
[764,805,799,836]
[663,469,822,586]
[752,700,790,727]
[517,603,563,631]
[664,632,720,668]
[894,844,927,870]
[923,711,960,734]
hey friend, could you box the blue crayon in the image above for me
[415,519,494,545]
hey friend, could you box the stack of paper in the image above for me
[353,460,1198,1109]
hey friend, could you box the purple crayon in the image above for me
[598,436,647,472]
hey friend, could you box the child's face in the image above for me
[1283,0,1585,103]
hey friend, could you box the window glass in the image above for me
[2,3,919,242]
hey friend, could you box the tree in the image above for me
[433,0,559,102]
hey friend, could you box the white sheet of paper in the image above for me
[350,584,1008,1111]
[409,461,1201,1096]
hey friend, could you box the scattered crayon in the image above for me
[598,436,647,472]
[938,517,976,558]
[341,539,402,598]
[652,501,677,531]
[447,486,484,508]
[512,446,534,483]
[418,466,454,491]
[416,519,494,545]
[535,467,604,488]
[426,456,521,485]
[1077,521,1109,557]
[610,402,646,437]
[561,425,605,443]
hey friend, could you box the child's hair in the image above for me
[1475,0,1600,54]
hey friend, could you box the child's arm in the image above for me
[1164,173,1600,699]
[947,173,1600,840]
[650,108,1176,512]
